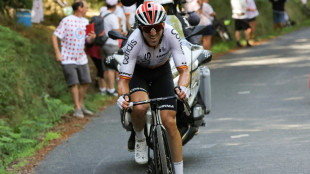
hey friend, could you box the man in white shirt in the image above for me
[123,3,137,29]
[114,1,129,34]
[231,0,252,47]
[100,0,123,96]
[52,0,96,118]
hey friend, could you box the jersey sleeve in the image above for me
[167,27,188,70]
[54,18,68,39]
[119,30,141,79]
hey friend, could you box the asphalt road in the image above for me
[35,27,310,174]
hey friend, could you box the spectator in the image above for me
[231,0,252,47]
[123,3,137,29]
[121,0,143,7]
[100,0,123,96]
[198,0,216,50]
[185,0,201,13]
[247,0,259,40]
[52,0,95,118]
[100,6,107,15]
[301,0,310,16]
[269,0,287,32]
[114,1,129,34]
[85,40,106,95]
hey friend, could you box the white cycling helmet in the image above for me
[135,1,167,26]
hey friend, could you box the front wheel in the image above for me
[153,125,175,174]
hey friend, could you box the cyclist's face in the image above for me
[141,23,165,47]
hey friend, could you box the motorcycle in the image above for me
[107,6,212,145]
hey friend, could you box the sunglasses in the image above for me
[140,23,164,33]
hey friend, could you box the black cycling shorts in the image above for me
[129,61,177,111]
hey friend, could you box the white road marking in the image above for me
[230,134,249,139]
[238,91,250,95]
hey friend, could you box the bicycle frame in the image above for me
[128,96,177,174]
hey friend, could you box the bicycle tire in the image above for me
[161,126,175,174]
[155,125,174,174]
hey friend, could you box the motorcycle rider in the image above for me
[117,2,190,174]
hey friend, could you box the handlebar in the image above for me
[129,96,177,107]
[126,95,191,116]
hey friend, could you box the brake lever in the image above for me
[121,103,133,127]
[174,86,191,116]
[181,99,191,116]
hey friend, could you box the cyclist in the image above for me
[117,2,190,174]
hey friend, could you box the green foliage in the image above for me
[0,25,68,121]
[0,95,72,171]
[45,132,61,143]
[0,24,74,172]
[44,95,73,123]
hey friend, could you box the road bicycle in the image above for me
[123,95,191,174]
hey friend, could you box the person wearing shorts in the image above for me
[100,0,124,96]
[269,0,287,32]
[52,0,95,118]
[85,43,107,95]
[247,0,259,40]
[198,0,216,50]
[231,0,252,47]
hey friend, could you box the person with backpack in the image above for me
[100,0,124,96]
[85,17,106,95]
[85,7,109,95]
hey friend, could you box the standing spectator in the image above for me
[231,0,252,47]
[198,0,216,50]
[301,0,310,16]
[114,1,129,34]
[52,0,95,118]
[123,3,137,29]
[247,0,259,40]
[100,6,107,15]
[85,38,106,95]
[269,0,287,32]
[121,0,142,7]
[185,0,201,13]
[100,0,123,96]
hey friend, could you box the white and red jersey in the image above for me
[119,23,188,80]
[54,15,89,65]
